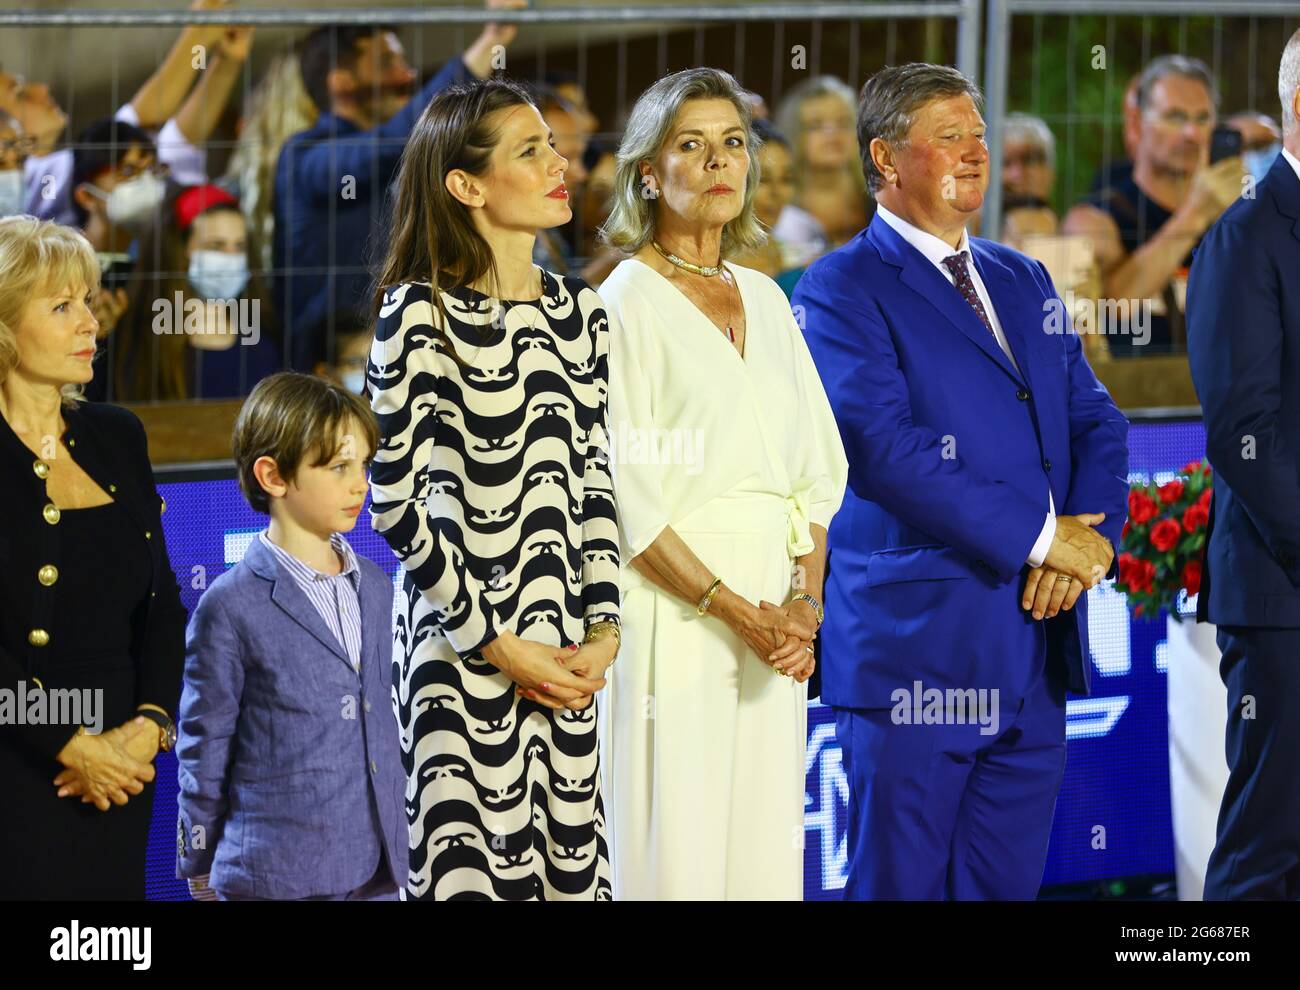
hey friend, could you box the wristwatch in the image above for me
[137,706,177,752]
[792,592,824,628]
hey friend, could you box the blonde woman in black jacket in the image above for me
[0,216,186,899]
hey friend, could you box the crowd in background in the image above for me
[0,0,1285,404]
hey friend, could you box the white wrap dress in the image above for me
[598,258,848,899]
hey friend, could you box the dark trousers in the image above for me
[1204,625,1300,900]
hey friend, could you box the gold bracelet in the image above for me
[697,576,723,616]
[583,621,621,661]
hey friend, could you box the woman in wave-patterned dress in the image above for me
[369,271,620,900]
[366,81,620,900]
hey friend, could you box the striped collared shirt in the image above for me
[258,530,363,673]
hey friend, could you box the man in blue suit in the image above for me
[1186,29,1300,901]
[794,63,1129,900]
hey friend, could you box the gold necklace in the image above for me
[652,239,724,277]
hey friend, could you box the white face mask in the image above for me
[188,249,250,300]
[86,171,167,227]
[0,168,27,217]
[341,368,367,394]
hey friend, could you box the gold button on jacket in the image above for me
[28,629,49,647]
[38,564,58,586]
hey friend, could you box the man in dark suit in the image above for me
[794,63,1129,900]
[1186,28,1300,901]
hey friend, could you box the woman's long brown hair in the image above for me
[371,79,539,365]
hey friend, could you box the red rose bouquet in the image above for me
[1116,459,1212,622]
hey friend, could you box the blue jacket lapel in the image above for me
[969,240,1034,391]
[244,536,353,670]
[356,565,388,678]
[869,218,1026,385]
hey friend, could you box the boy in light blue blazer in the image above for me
[176,372,408,900]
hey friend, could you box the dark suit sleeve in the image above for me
[289,58,470,198]
[1035,260,1130,575]
[794,262,1047,583]
[1187,216,1300,584]
[124,411,187,719]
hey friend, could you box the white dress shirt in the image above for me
[1282,146,1300,184]
[874,204,1057,569]
[258,529,364,673]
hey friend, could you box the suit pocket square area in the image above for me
[864,545,973,587]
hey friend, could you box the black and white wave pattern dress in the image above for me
[367,270,620,900]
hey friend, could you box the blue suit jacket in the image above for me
[1188,152,1300,627]
[794,217,1129,709]
[175,536,408,899]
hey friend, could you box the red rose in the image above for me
[1182,502,1209,532]
[1129,490,1159,524]
[1181,460,1203,475]
[1138,558,1157,593]
[1119,553,1156,593]
[1158,479,1185,504]
[1122,520,1132,541]
[1182,559,1202,596]
[1198,488,1212,510]
[1118,552,1137,586]
[1150,518,1182,552]
[1134,603,1144,617]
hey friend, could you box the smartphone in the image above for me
[1209,125,1243,164]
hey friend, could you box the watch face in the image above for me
[165,724,178,751]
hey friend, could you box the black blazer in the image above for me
[0,400,187,760]
[1188,152,1300,626]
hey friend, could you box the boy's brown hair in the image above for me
[232,372,379,515]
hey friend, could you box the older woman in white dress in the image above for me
[596,67,849,900]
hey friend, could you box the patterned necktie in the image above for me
[941,251,996,339]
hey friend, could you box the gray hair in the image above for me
[1003,112,1056,170]
[600,67,764,257]
[775,75,858,164]
[856,63,984,194]
[1280,27,1300,135]
[1136,54,1219,112]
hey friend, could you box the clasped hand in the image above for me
[738,599,818,682]
[52,716,159,812]
[483,631,612,712]
[1026,511,1115,620]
